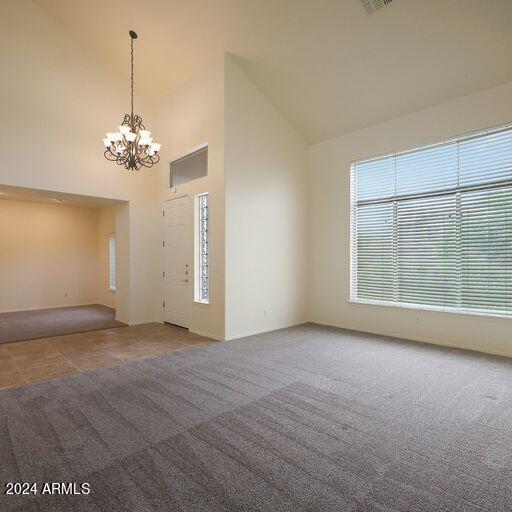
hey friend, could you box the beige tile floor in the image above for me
[0,323,214,390]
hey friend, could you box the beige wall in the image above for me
[309,80,512,358]
[0,1,160,324]
[156,56,226,340]
[0,199,100,312]
[224,56,308,339]
[98,205,117,308]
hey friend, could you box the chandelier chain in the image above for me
[130,36,134,119]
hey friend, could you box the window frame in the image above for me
[349,123,512,319]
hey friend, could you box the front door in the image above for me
[163,196,190,327]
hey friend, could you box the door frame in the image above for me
[161,193,192,327]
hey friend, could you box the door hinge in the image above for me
[162,271,165,278]
[162,210,165,216]
[162,240,165,247]
[162,301,165,308]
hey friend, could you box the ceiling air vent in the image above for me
[361,0,393,14]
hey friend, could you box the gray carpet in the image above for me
[0,305,126,344]
[0,323,511,511]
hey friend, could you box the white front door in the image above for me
[163,196,191,328]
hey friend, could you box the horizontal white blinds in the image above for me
[460,187,512,312]
[353,203,394,301]
[351,126,512,316]
[109,234,116,291]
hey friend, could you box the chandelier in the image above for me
[103,31,161,171]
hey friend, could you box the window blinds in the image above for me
[350,126,512,317]
[109,234,116,291]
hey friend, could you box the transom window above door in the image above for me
[350,125,512,317]
[170,146,208,188]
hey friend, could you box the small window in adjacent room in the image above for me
[170,146,208,187]
[194,193,209,303]
[109,233,116,292]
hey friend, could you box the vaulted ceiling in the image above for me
[35,0,512,143]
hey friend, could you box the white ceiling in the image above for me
[35,0,512,143]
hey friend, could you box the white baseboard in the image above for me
[96,302,116,309]
[140,319,222,339]
[311,320,512,360]
[121,319,161,326]
[223,321,307,341]
[0,302,103,314]
[188,328,224,341]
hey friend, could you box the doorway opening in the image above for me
[0,185,127,344]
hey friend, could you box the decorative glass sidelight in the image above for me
[197,193,209,302]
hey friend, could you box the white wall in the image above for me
[0,199,100,312]
[309,81,512,358]
[224,56,308,340]
[156,57,226,340]
[5,1,510,353]
[0,1,160,324]
[155,55,309,341]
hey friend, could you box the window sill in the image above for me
[349,298,512,320]
[194,300,209,306]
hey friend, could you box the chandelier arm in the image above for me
[104,149,118,161]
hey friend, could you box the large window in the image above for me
[350,125,512,317]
